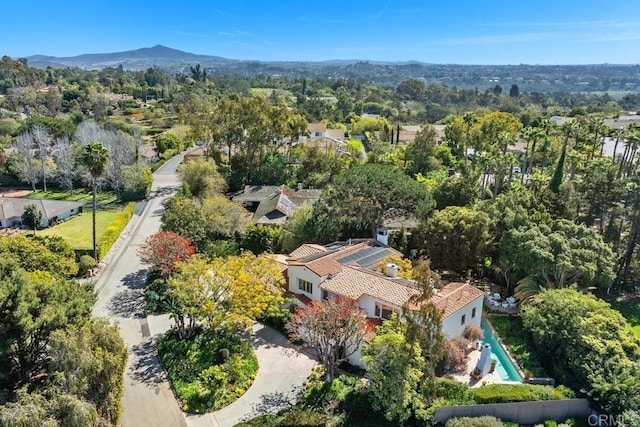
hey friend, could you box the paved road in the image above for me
[92,153,187,427]
[92,151,316,427]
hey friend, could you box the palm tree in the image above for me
[462,111,477,171]
[521,126,543,183]
[81,142,109,262]
[538,118,556,168]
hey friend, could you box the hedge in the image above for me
[98,202,135,260]
[472,384,574,404]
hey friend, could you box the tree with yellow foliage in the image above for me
[167,252,285,339]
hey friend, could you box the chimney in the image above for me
[297,182,302,191]
[385,263,399,278]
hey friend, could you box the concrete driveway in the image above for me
[186,323,316,427]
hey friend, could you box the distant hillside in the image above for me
[23,45,640,93]
[27,45,236,71]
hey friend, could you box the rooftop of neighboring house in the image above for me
[139,143,158,159]
[307,123,327,134]
[0,197,84,223]
[231,185,322,225]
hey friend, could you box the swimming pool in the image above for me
[480,319,523,382]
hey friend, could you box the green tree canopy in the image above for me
[499,219,616,301]
[521,288,640,415]
[0,235,78,277]
[177,157,226,199]
[362,316,425,423]
[21,203,42,234]
[415,206,491,275]
[0,259,95,390]
[322,163,434,237]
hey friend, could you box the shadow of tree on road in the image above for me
[130,339,167,386]
[243,389,299,421]
[108,269,148,318]
[122,269,148,290]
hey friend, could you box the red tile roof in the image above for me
[432,282,485,319]
[320,265,421,307]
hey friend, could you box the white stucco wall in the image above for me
[287,265,324,301]
[57,208,79,221]
[440,295,484,339]
[357,294,402,319]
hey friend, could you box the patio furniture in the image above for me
[501,302,509,309]
[506,296,517,304]
[508,302,517,309]
[493,293,501,300]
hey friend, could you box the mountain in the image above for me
[22,45,640,93]
[27,45,237,71]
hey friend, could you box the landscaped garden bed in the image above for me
[157,328,258,413]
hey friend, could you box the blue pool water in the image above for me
[480,319,523,382]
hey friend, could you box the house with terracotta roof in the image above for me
[286,239,485,367]
[231,185,322,226]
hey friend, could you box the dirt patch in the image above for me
[0,190,30,197]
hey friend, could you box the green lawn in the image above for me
[39,210,121,250]
[27,188,117,205]
[609,298,640,339]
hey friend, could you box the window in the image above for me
[321,289,329,300]
[298,278,312,294]
[375,302,395,320]
[472,307,477,318]
[461,314,466,326]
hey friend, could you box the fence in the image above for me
[433,399,591,425]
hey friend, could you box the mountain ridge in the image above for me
[19,45,640,93]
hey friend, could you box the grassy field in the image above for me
[39,210,121,250]
[27,188,118,205]
[609,298,640,339]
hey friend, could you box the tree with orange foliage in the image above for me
[137,231,195,279]
[286,296,366,383]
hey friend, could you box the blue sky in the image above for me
[3,0,640,64]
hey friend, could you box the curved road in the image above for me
[91,152,316,427]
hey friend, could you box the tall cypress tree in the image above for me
[549,146,566,194]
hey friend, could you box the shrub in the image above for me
[98,203,135,260]
[144,274,170,313]
[463,324,484,341]
[235,414,283,427]
[434,378,475,403]
[446,416,504,427]
[472,384,572,404]
[78,255,96,276]
[441,339,467,372]
[281,410,327,427]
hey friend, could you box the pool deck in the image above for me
[448,347,521,388]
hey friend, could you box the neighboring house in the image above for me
[0,197,84,228]
[139,143,159,164]
[231,185,322,226]
[286,239,485,367]
[299,123,346,142]
[306,123,327,139]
